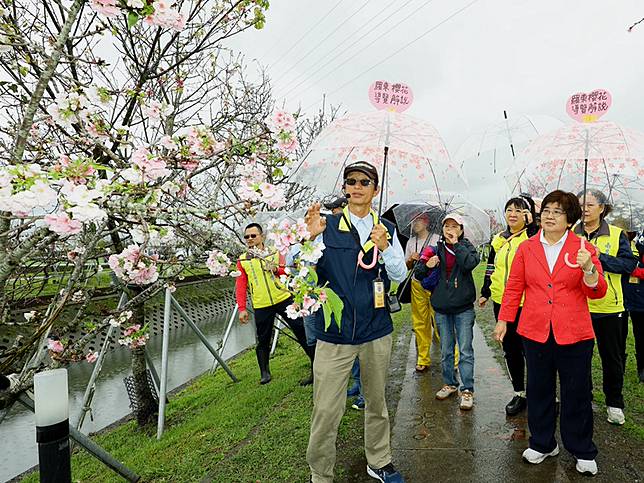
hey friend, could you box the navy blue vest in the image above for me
[313,212,395,345]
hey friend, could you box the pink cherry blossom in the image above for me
[89,0,120,17]
[44,212,83,235]
[47,338,64,353]
[86,351,99,363]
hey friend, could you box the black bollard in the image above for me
[34,369,71,483]
[36,419,72,482]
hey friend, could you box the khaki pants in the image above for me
[307,335,393,483]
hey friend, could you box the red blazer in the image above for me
[498,230,607,345]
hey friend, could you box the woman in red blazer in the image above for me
[493,190,607,477]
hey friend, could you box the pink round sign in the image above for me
[368,80,413,113]
[566,89,612,123]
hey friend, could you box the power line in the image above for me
[275,0,416,98]
[271,0,372,85]
[302,0,481,111]
[266,0,344,69]
[280,0,437,102]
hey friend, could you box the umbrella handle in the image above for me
[358,246,379,270]
[564,237,585,269]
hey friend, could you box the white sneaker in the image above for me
[522,445,560,464]
[459,390,474,410]
[607,407,625,425]
[435,385,458,400]
[576,458,598,476]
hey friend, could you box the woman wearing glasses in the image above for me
[479,195,538,416]
[493,190,607,476]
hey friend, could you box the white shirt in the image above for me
[540,230,568,273]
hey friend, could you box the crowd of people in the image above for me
[234,160,643,483]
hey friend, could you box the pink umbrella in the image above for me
[505,120,644,266]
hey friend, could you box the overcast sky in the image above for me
[228,0,644,212]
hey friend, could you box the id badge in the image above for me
[629,276,640,284]
[373,280,385,309]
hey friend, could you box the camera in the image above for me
[387,293,401,313]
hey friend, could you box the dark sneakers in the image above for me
[367,463,405,482]
[505,395,527,416]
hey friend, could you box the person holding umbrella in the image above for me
[479,195,538,416]
[494,190,607,476]
[405,213,441,372]
[421,213,480,410]
[304,161,407,483]
[574,189,637,425]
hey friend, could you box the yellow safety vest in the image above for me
[587,224,625,314]
[489,229,530,305]
[239,251,291,309]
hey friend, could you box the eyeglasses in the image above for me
[541,209,565,219]
[244,234,258,239]
[345,178,374,187]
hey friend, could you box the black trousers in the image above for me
[253,298,314,359]
[523,331,597,460]
[591,312,626,408]
[493,302,525,392]
[628,310,644,373]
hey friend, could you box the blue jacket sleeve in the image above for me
[599,232,638,275]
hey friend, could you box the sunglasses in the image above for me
[244,234,258,239]
[345,178,374,187]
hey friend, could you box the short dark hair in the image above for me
[244,223,263,234]
[504,195,537,227]
[541,190,582,226]
[577,189,613,219]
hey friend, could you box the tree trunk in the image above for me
[129,287,157,427]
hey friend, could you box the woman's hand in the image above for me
[425,255,439,268]
[577,245,593,272]
[478,296,488,308]
[444,232,458,244]
[493,320,507,342]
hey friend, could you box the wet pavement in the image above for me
[342,323,643,482]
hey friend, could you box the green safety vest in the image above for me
[489,229,530,305]
[239,251,291,309]
[586,224,625,314]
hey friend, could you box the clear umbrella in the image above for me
[394,193,491,248]
[290,110,468,214]
[505,120,644,265]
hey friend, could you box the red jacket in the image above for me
[498,230,607,345]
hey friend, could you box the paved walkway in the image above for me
[343,323,642,482]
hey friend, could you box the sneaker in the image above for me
[576,458,598,476]
[522,445,560,464]
[347,383,361,397]
[459,390,474,410]
[505,395,527,416]
[435,385,458,400]
[351,395,365,410]
[366,463,405,482]
[606,406,625,425]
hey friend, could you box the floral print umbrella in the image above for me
[290,110,468,211]
[505,120,644,200]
